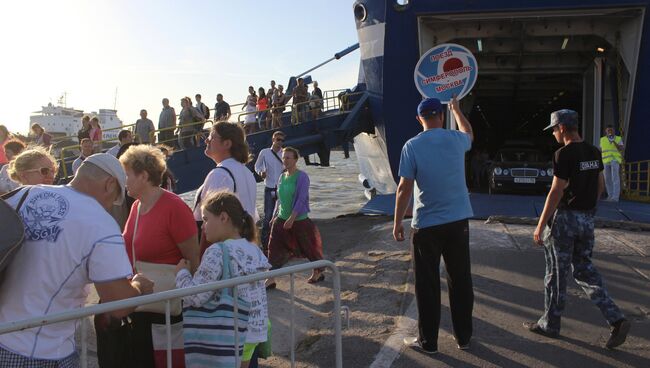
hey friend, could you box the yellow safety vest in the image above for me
[600,135,623,164]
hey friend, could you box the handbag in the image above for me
[183,243,251,368]
[131,203,183,316]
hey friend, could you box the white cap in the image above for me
[82,153,126,205]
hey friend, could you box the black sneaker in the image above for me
[606,319,631,349]
[523,321,559,338]
[403,337,438,355]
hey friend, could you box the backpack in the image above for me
[201,103,210,120]
[0,187,31,283]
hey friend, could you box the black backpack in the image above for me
[0,187,31,283]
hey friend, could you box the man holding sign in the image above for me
[393,96,474,354]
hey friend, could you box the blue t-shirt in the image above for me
[398,128,473,228]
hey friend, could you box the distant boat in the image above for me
[30,103,123,142]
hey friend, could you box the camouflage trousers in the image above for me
[538,209,624,333]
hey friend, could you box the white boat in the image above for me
[30,103,123,142]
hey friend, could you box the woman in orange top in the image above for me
[257,87,270,131]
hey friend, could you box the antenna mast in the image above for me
[113,87,118,110]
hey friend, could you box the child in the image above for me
[176,191,271,368]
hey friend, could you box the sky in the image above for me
[0,0,360,135]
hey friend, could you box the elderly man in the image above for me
[254,130,286,249]
[526,110,630,349]
[599,125,624,202]
[72,138,95,174]
[0,153,153,367]
[135,109,155,144]
[158,98,176,146]
[394,97,474,354]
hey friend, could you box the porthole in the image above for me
[354,3,367,22]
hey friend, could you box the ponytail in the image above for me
[202,190,259,244]
[240,212,258,243]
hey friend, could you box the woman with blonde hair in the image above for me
[6,146,57,187]
[97,144,200,367]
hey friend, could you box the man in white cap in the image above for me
[0,153,154,367]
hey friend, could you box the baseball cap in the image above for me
[417,98,444,117]
[543,109,579,131]
[82,153,126,205]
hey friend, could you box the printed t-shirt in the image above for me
[123,190,197,265]
[399,128,473,228]
[277,171,308,221]
[553,141,604,211]
[176,238,271,343]
[0,185,133,359]
[193,158,259,222]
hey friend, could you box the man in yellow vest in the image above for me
[599,125,624,201]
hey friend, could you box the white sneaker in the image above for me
[403,336,438,355]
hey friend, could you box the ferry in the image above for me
[352,0,650,194]
[30,103,123,141]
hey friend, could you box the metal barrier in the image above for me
[623,160,650,202]
[237,91,364,129]
[0,260,344,368]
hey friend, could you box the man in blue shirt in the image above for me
[394,96,474,354]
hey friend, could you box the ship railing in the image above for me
[48,102,247,146]
[57,121,137,178]
[236,91,365,130]
[622,160,650,202]
[0,260,345,368]
[50,122,137,146]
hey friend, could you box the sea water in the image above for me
[179,151,367,219]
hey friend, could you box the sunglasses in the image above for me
[25,167,57,176]
[275,138,285,142]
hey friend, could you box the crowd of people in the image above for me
[0,78,632,367]
[0,111,325,367]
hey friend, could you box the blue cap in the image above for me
[544,109,579,130]
[417,98,444,117]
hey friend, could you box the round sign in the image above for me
[414,43,478,103]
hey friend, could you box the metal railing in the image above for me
[0,260,344,368]
[237,91,364,129]
[623,160,650,202]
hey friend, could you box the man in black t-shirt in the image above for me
[524,109,630,349]
[214,94,231,122]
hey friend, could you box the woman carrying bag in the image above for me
[96,145,199,368]
[176,191,271,368]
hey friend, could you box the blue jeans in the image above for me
[261,187,277,250]
[258,111,268,130]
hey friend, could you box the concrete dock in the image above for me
[76,216,650,367]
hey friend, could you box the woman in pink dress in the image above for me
[89,117,103,152]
